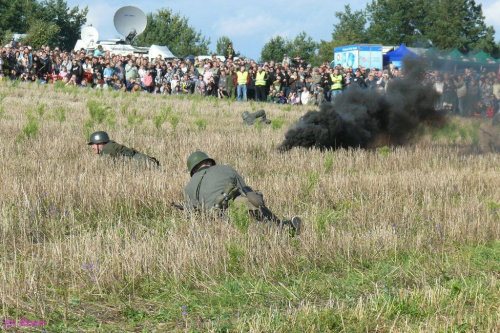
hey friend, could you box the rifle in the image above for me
[171,202,184,211]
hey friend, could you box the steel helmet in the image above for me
[187,151,216,176]
[242,111,250,120]
[88,131,110,145]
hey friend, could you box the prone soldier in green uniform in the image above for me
[241,110,271,125]
[184,151,302,234]
[88,131,160,167]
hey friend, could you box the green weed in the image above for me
[468,122,480,145]
[225,241,246,274]
[152,106,172,130]
[228,200,252,233]
[10,79,20,88]
[195,118,207,131]
[120,102,130,115]
[169,114,180,131]
[86,100,111,124]
[301,171,320,197]
[36,103,46,117]
[324,151,335,173]
[271,117,284,130]
[53,107,66,123]
[487,201,500,219]
[53,81,66,90]
[18,113,39,141]
[378,145,390,158]
[127,109,145,127]
[84,100,115,131]
[254,118,264,132]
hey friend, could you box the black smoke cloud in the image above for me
[278,58,445,151]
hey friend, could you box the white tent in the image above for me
[147,44,176,61]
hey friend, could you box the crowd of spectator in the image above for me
[424,67,500,118]
[0,40,498,117]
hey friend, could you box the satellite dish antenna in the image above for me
[81,26,99,48]
[113,6,147,44]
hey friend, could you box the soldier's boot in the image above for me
[258,205,302,236]
[282,216,303,236]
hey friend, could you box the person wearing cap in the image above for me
[241,110,271,125]
[88,131,159,167]
[224,43,235,61]
[184,151,302,234]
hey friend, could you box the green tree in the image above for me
[135,8,210,58]
[28,0,87,50]
[309,40,336,67]
[365,0,427,46]
[288,31,318,63]
[360,0,497,54]
[0,0,87,50]
[260,35,291,62]
[0,0,33,42]
[22,19,60,49]
[424,0,497,54]
[0,0,30,32]
[216,36,233,55]
[332,5,369,45]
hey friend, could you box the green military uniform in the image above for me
[184,151,302,234]
[99,141,159,166]
[88,131,160,167]
[242,109,271,125]
[184,164,247,212]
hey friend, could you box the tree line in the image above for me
[2,0,498,67]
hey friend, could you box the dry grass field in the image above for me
[1,81,500,332]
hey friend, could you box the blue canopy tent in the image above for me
[184,55,196,64]
[383,44,418,69]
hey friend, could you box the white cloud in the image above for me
[483,0,500,37]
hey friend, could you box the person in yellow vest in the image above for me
[235,65,249,102]
[330,68,343,101]
[254,65,267,102]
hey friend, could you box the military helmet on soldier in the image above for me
[242,111,250,120]
[187,151,216,176]
[88,131,110,145]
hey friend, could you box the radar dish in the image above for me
[81,26,99,48]
[113,6,147,38]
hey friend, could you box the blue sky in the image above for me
[66,0,500,60]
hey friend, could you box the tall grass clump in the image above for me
[52,107,66,123]
[271,117,284,130]
[228,200,252,233]
[169,114,180,132]
[152,106,172,130]
[85,99,115,132]
[323,151,335,173]
[18,112,39,141]
[36,103,46,117]
[194,118,207,131]
[126,108,145,127]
